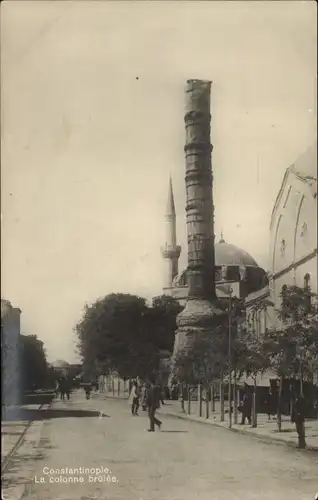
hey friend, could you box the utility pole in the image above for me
[228,288,233,429]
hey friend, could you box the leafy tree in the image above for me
[263,285,318,386]
[75,293,181,380]
[75,293,152,379]
[20,334,50,390]
[236,326,270,427]
[150,295,183,354]
[262,284,318,431]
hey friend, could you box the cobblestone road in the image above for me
[15,391,318,500]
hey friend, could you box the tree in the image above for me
[262,284,318,434]
[236,326,270,427]
[150,295,183,354]
[20,334,50,390]
[75,293,179,381]
[75,293,155,379]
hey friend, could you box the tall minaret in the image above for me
[161,176,181,289]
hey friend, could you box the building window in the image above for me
[247,312,253,331]
[300,222,308,238]
[280,239,286,257]
[283,185,292,208]
[263,311,267,333]
[304,273,310,289]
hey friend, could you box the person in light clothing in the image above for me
[129,380,140,416]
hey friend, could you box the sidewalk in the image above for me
[1,403,48,470]
[94,392,318,451]
[158,400,318,452]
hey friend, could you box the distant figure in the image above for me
[59,379,66,401]
[159,386,164,407]
[65,381,71,400]
[163,385,170,400]
[129,380,140,416]
[265,388,273,420]
[140,383,148,411]
[292,394,306,449]
[55,381,60,399]
[84,383,92,399]
[171,383,178,401]
[146,380,162,432]
[240,385,252,425]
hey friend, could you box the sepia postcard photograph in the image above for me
[1,1,317,499]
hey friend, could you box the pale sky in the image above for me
[1,1,317,362]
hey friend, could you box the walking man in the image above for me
[240,385,252,425]
[146,379,162,432]
[292,394,306,449]
[59,378,66,401]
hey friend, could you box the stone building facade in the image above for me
[245,142,317,336]
[1,299,22,409]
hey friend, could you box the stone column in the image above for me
[172,79,223,356]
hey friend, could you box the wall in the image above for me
[1,300,21,409]
[169,280,243,306]
[247,143,317,336]
[270,143,317,307]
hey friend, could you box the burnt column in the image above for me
[172,79,223,356]
[185,79,216,299]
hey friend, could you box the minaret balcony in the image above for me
[160,244,181,259]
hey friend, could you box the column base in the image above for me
[172,297,224,357]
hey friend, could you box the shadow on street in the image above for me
[2,408,110,422]
[160,430,188,433]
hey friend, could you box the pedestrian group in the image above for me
[129,377,164,432]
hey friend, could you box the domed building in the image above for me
[171,236,268,304]
[52,359,70,368]
[160,142,317,311]
[50,360,83,379]
[160,178,267,305]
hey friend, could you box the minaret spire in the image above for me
[166,174,176,216]
[161,176,181,289]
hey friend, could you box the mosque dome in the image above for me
[172,234,267,294]
[52,359,70,368]
[214,236,258,267]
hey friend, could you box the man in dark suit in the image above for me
[146,379,162,432]
[292,394,306,449]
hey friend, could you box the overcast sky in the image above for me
[1,1,317,362]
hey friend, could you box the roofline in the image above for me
[270,168,290,229]
[290,164,317,183]
[270,143,317,229]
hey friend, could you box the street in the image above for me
[6,391,318,500]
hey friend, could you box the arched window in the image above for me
[280,239,286,257]
[300,222,308,237]
[304,273,310,290]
